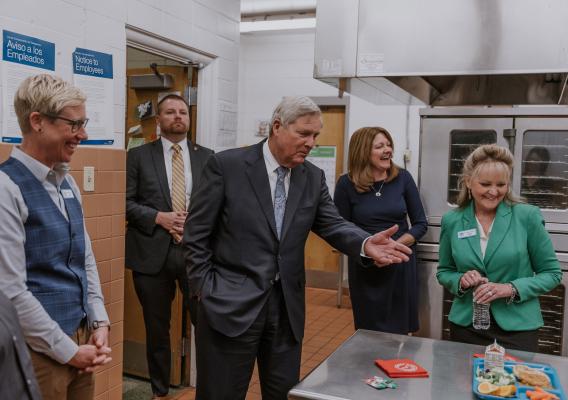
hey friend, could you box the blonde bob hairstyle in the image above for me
[456,144,522,208]
[14,74,86,134]
[347,127,400,193]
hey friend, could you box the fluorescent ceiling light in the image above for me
[240,18,316,33]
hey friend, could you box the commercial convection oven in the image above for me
[415,107,568,356]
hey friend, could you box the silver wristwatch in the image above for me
[91,320,111,330]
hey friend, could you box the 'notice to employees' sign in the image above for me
[2,30,55,70]
[73,48,113,79]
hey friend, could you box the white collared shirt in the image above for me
[475,216,494,258]
[262,140,368,256]
[263,140,290,205]
[161,136,192,207]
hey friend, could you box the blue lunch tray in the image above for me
[472,358,566,400]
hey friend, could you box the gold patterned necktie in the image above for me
[171,143,186,212]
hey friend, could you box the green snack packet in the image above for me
[364,376,398,390]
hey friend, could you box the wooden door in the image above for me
[123,65,193,386]
[304,106,346,273]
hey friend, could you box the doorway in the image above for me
[304,104,348,286]
[123,46,198,387]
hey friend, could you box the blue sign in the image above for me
[2,137,22,144]
[2,30,55,70]
[3,137,115,145]
[73,48,113,79]
[80,139,115,145]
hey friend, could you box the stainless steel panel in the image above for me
[347,76,422,106]
[548,233,568,256]
[561,271,568,357]
[357,0,568,77]
[512,118,568,224]
[314,0,358,78]
[419,117,511,221]
[419,112,568,229]
[415,261,443,340]
[314,0,568,105]
[420,107,568,118]
[416,243,440,258]
[289,330,568,399]
[420,226,441,245]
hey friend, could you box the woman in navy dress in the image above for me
[334,127,427,334]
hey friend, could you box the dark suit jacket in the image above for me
[184,141,369,342]
[0,291,42,400]
[126,138,213,274]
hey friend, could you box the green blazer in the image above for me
[437,201,561,331]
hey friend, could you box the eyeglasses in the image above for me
[43,113,89,133]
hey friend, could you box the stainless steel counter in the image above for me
[288,330,568,400]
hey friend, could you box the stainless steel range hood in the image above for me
[314,0,568,106]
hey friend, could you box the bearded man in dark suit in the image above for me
[126,94,213,399]
[184,96,411,400]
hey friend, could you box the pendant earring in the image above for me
[467,189,471,199]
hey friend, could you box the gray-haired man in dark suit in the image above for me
[185,96,411,400]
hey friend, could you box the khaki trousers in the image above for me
[29,324,95,400]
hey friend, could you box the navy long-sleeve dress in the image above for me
[334,169,427,333]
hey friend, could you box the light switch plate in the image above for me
[83,166,95,192]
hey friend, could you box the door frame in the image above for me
[126,25,216,151]
[310,96,351,176]
[306,96,351,292]
[124,26,216,387]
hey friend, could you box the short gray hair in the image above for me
[14,74,86,134]
[269,96,321,136]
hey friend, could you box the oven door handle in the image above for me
[503,128,517,154]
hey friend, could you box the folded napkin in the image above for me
[375,359,429,378]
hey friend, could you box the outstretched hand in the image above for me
[363,225,412,267]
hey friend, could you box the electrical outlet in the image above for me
[83,166,95,192]
[404,150,412,163]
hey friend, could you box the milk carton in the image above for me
[485,340,505,371]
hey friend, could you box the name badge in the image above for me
[457,228,477,239]
[61,189,75,199]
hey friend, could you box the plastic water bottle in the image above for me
[472,300,490,330]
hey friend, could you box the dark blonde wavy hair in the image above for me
[347,127,400,193]
[456,144,522,208]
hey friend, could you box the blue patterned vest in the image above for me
[0,157,88,335]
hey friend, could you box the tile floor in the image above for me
[166,287,355,400]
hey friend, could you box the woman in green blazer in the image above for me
[437,144,561,351]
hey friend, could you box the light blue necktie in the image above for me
[274,166,288,239]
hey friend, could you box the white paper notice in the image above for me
[2,64,42,139]
[72,48,114,145]
[1,30,56,143]
[306,146,337,198]
[358,53,384,76]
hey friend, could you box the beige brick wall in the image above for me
[0,144,126,400]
